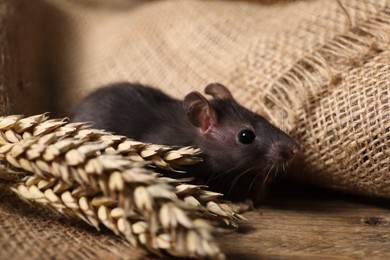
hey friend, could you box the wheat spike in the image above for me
[12,174,225,258]
[0,114,245,259]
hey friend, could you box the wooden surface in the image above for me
[218,182,390,259]
[2,180,390,259]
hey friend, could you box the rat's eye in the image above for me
[237,130,256,144]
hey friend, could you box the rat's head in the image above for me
[183,83,300,177]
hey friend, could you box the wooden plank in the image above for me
[218,182,390,259]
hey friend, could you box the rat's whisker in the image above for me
[281,161,290,177]
[263,163,275,186]
[274,165,279,179]
[247,168,266,196]
[226,166,255,199]
[207,164,241,183]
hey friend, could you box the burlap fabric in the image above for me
[49,0,389,198]
[0,0,389,258]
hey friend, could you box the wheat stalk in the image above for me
[0,114,245,259]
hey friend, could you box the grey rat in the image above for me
[72,82,300,201]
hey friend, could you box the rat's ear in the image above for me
[205,83,235,101]
[184,91,217,133]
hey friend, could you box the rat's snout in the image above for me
[268,141,300,163]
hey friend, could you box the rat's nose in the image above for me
[290,144,300,158]
[269,142,300,162]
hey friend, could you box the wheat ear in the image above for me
[0,114,245,259]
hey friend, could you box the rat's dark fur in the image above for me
[72,82,300,201]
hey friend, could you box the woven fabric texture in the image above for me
[48,0,389,198]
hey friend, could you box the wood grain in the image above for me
[218,182,390,259]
